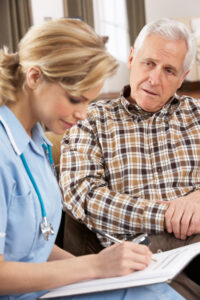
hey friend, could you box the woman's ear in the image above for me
[26,67,43,89]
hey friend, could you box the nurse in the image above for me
[0,18,183,300]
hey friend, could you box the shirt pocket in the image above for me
[5,190,38,261]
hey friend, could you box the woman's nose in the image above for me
[74,110,87,121]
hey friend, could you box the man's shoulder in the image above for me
[178,94,200,111]
[89,97,121,110]
[88,97,123,119]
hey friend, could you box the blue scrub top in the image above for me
[0,105,62,300]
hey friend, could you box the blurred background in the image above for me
[1,0,200,97]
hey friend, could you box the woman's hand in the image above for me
[94,241,152,278]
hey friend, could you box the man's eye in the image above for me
[145,61,154,67]
[69,97,81,104]
[166,68,175,75]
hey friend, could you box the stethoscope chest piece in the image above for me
[41,217,54,241]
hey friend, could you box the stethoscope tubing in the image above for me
[20,153,47,218]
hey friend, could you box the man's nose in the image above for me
[148,69,161,85]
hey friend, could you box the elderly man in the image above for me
[60,18,200,299]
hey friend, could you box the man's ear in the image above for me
[26,67,43,89]
[178,69,190,89]
[128,47,134,70]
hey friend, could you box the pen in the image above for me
[92,228,157,262]
[92,227,122,244]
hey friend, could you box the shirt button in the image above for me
[66,204,72,210]
[157,167,162,173]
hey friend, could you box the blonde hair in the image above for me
[0,18,118,105]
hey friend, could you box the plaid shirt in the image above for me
[60,85,200,247]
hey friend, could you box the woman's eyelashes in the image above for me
[68,97,81,104]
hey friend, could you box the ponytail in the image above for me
[0,48,22,105]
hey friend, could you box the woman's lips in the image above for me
[61,120,75,128]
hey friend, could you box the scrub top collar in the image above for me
[0,105,52,156]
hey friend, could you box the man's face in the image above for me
[128,34,189,112]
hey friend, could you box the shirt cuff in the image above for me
[142,203,167,233]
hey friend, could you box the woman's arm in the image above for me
[0,241,152,295]
[48,244,74,261]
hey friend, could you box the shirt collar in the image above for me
[0,105,51,155]
[120,85,181,119]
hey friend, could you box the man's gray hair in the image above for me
[134,18,195,73]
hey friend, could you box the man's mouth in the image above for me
[143,88,159,96]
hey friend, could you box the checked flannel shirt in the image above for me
[60,85,200,247]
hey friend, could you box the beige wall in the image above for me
[145,0,200,23]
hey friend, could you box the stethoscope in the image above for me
[0,116,54,241]
[20,144,55,241]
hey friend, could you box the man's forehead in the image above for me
[139,35,186,63]
[142,34,187,51]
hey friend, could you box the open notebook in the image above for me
[39,241,200,299]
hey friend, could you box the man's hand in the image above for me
[158,190,200,240]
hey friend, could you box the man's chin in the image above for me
[138,101,160,113]
[128,94,162,112]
